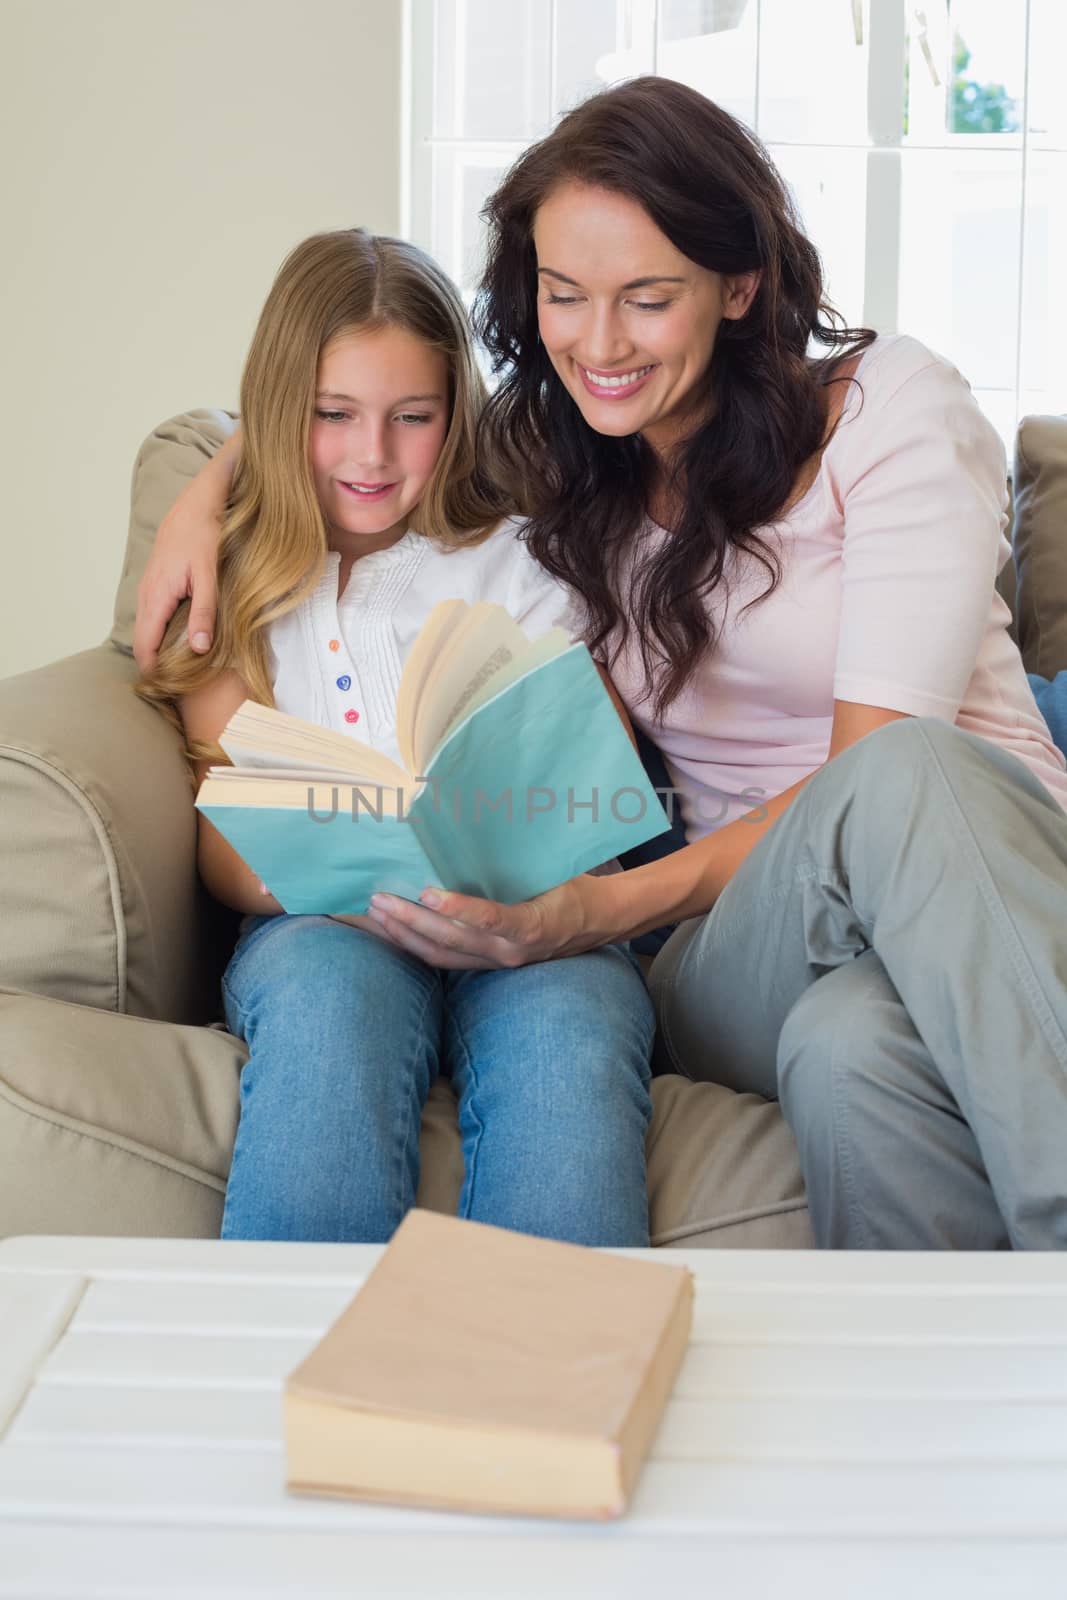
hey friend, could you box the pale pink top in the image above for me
[609,334,1067,841]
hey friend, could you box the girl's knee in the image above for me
[225,913,428,1007]
[545,989,656,1098]
[550,944,656,1031]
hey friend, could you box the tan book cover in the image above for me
[284,1209,694,1520]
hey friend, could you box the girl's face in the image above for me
[310,325,449,550]
[532,183,758,458]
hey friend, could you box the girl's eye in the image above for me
[545,293,579,305]
[633,301,671,313]
[315,409,347,423]
[395,413,434,425]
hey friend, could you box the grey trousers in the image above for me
[648,717,1067,1249]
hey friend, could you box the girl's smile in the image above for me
[337,479,397,501]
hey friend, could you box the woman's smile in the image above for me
[575,361,659,400]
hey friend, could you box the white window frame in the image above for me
[403,0,1044,429]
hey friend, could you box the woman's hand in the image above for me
[328,910,405,946]
[363,873,620,970]
[133,431,241,673]
[133,493,221,672]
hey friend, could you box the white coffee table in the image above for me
[1,1235,1066,1599]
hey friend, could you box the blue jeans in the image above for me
[220,914,655,1246]
[1028,671,1067,758]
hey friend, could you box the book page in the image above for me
[205,766,391,784]
[196,774,411,813]
[395,598,468,775]
[411,604,530,774]
[436,626,570,748]
[219,701,409,789]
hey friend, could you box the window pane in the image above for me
[1018,3,1067,419]
[554,0,656,118]
[429,146,514,296]
[948,0,1025,137]
[897,148,1022,394]
[970,390,1019,456]
[904,0,1025,145]
[655,0,757,128]
[768,145,868,329]
[758,0,869,146]
[432,0,551,142]
[1018,153,1067,413]
[1027,0,1067,152]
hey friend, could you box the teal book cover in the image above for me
[196,792,440,915]
[409,644,671,901]
[197,644,672,914]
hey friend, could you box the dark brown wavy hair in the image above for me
[474,76,875,716]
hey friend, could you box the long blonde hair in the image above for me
[137,229,512,759]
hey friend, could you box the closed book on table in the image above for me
[284,1209,694,1520]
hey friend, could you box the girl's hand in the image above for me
[364,874,618,970]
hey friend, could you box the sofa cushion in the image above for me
[0,988,463,1239]
[0,644,235,1023]
[111,409,237,655]
[0,989,243,1238]
[646,1073,812,1248]
[0,989,811,1247]
[1013,413,1067,679]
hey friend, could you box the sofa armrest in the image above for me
[111,408,238,656]
[0,642,238,1022]
[1012,413,1067,678]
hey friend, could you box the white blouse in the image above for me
[265,518,580,773]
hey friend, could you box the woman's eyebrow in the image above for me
[537,268,686,290]
[316,390,444,404]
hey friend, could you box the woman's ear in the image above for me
[721,269,762,321]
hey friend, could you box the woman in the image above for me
[136,78,1067,1249]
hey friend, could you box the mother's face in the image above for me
[532,182,758,457]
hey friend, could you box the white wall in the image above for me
[0,0,402,680]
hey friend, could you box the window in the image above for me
[404,0,1067,448]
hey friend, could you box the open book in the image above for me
[195,599,672,913]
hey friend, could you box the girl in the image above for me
[137,228,655,1246]
[137,81,1067,1251]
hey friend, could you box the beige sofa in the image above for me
[1,410,1064,1247]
